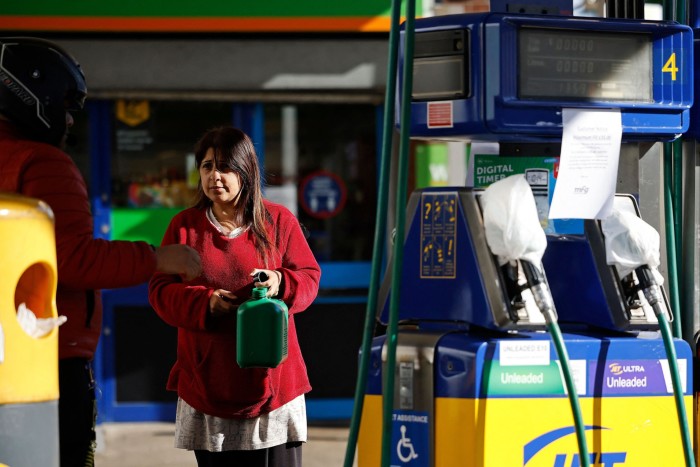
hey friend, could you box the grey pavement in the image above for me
[95,422,357,467]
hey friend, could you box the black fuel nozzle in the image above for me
[521,259,545,286]
[253,271,269,283]
[634,265,657,289]
[634,265,664,317]
[501,262,526,312]
[520,260,557,324]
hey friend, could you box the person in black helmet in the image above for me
[0,37,203,467]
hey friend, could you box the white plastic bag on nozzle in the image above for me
[601,207,663,284]
[17,302,67,338]
[480,174,547,267]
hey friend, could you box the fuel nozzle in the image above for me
[520,260,557,324]
[634,266,665,318]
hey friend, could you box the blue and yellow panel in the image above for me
[358,332,693,466]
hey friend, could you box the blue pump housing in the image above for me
[399,13,693,142]
[541,195,669,331]
[378,187,545,331]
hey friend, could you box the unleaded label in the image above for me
[484,362,565,396]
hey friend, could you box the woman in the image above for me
[148,126,321,467]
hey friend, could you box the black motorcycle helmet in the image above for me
[0,37,87,147]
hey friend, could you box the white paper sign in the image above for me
[660,358,687,393]
[549,108,622,219]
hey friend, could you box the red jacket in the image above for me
[0,120,158,360]
[148,203,320,419]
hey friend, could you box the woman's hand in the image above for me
[250,269,282,298]
[209,289,238,317]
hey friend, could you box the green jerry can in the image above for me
[236,285,289,368]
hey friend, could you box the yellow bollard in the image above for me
[0,193,59,467]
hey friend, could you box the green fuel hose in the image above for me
[636,267,695,467]
[522,261,591,467]
[547,322,591,467]
[657,312,695,467]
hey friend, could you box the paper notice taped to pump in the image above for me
[549,108,622,219]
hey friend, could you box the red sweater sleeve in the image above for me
[272,205,321,314]
[21,148,157,290]
[148,213,212,331]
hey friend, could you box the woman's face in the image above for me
[199,148,242,206]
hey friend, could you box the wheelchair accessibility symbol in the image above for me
[397,425,419,462]
[391,411,429,466]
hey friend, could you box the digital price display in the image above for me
[518,29,652,102]
[400,13,693,141]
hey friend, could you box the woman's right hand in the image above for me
[209,289,238,317]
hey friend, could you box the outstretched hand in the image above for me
[155,244,202,281]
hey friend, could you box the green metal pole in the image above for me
[672,140,684,338]
[663,144,682,338]
[675,0,686,23]
[342,0,403,465]
[663,0,675,21]
[672,0,694,350]
[381,0,415,465]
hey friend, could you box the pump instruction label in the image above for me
[420,192,457,279]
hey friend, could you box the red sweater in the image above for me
[0,120,158,360]
[148,203,320,419]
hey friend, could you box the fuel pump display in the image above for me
[518,29,651,101]
[403,13,693,141]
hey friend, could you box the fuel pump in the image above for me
[686,0,700,460]
[347,5,696,467]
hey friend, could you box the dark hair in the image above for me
[193,126,276,264]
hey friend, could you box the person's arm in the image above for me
[154,244,201,281]
[22,150,200,289]
[148,215,213,331]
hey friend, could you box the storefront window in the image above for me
[111,100,231,208]
[106,99,377,262]
[264,103,377,262]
